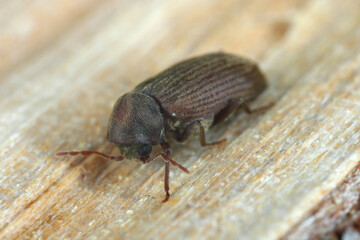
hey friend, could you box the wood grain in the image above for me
[0,0,359,239]
[284,163,360,239]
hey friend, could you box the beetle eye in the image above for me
[138,144,152,156]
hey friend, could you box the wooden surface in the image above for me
[284,163,360,239]
[0,0,359,239]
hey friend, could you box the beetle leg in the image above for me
[177,121,196,143]
[197,121,226,146]
[214,100,274,125]
[213,100,240,125]
[160,142,173,202]
[144,151,189,203]
[240,102,274,114]
[145,153,189,173]
[160,142,172,156]
[162,160,170,202]
[179,121,225,146]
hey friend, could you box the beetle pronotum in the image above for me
[57,52,272,202]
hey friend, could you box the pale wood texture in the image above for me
[0,0,359,239]
[284,164,360,239]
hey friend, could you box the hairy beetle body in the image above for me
[57,52,271,202]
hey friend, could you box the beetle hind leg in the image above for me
[241,101,274,114]
[214,100,274,125]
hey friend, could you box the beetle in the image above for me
[57,52,272,202]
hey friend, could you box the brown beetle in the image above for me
[57,52,272,202]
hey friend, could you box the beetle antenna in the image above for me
[56,151,124,161]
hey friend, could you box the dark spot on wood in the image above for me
[271,20,291,41]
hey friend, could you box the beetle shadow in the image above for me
[58,143,125,188]
[68,144,169,192]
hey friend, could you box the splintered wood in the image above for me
[0,0,359,239]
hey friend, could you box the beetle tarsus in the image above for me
[162,193,170,203]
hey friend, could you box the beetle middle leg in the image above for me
[179,120,226,146]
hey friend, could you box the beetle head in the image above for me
[107,92,164,160]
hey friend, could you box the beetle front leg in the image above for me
[144,144,189,202]
[160,142,171,156]
[162,160,170,202]
[160,141,171,201]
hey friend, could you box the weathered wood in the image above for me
[0,0,359,239]
[284,164,360,239]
